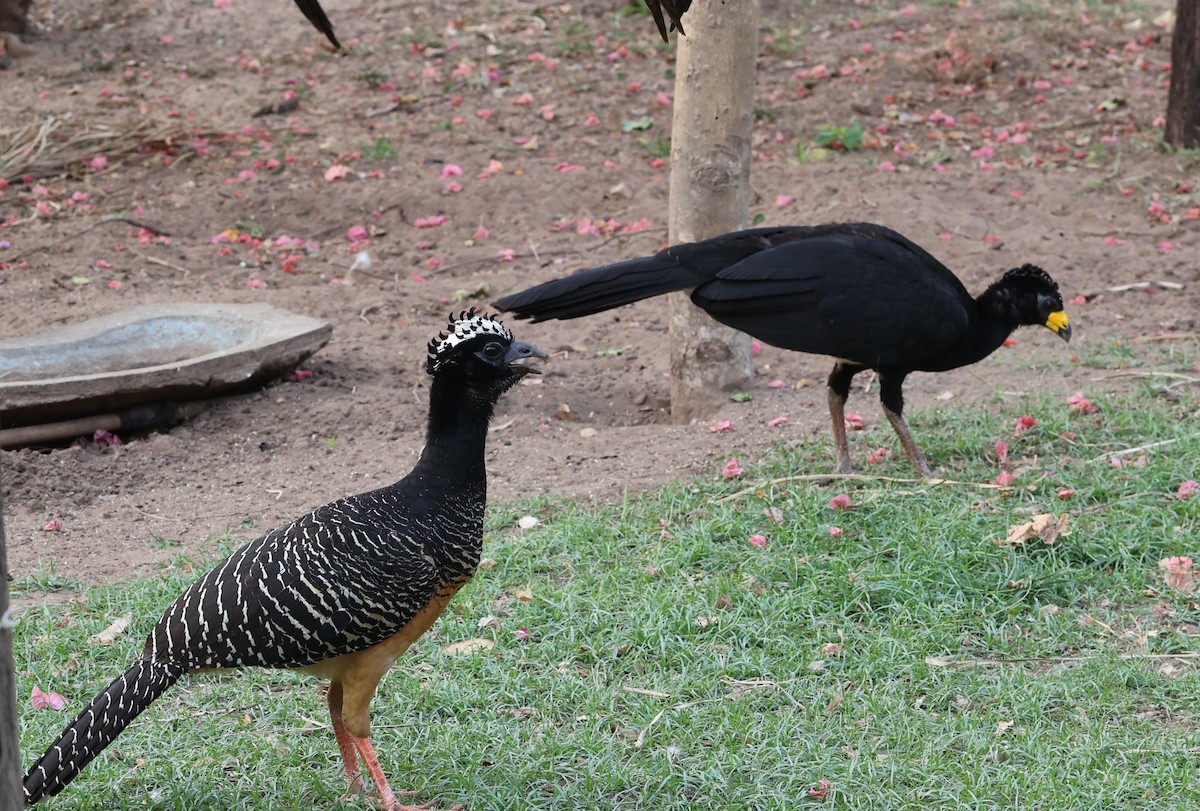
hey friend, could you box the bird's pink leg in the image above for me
[327,683,365,796]
[881,403,934,478]
[348,733,447,811]
[827,385,856,475]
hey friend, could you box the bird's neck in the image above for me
[956,285,1021,364]
[411,378,495,489]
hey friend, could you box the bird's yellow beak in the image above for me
[1045,310,1071,342]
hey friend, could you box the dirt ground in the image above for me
[1,0,1197,603]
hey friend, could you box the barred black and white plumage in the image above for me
[22,310,545,807]
[23,659,185,804]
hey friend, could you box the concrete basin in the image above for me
[0,302,332,428]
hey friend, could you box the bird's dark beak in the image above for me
[1044,310,1071,342]
[506,341,547,374]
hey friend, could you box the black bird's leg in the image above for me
[827,362,865,475]
[877,371,934,478]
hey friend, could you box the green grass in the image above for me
[15,389,1200,809]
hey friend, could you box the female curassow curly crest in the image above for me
[495,222,1071,477]
[22,310,545,810]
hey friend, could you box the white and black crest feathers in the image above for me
[427,309,513,374]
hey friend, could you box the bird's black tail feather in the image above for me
[23,659,186,805]
[293,0,340,49]
[494,253,705,321]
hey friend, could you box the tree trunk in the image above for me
[0,0,31,35]
[0,485,20,811]
[1166,0,1200,147]
[667,0,760,423]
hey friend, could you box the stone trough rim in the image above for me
[0,301,332,431]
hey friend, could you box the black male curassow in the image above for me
[22,311,545,810]
[494,222,1071,477]
[291,0,691,50]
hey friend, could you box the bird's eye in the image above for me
[482,342,504,358]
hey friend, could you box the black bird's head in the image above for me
[998,264,1071,342]
[427,309,546,401]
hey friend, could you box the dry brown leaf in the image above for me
[514,583,534,602]
[1001,513,1070,547]
[441,638,495,657]
[994,720,1015,737]
[91,612,132,646]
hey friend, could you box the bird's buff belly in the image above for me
[297,583,465,682]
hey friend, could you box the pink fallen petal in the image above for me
[1159,556,1197,593]
[1066,391,1099,415]
[994,471,1015,486]
[324,164,350,182]
[92,429,122,446]
[767,379,786,388]
[30,686,67,711]
[995,441,1010,464]
[844,413,865,431]
[768,416,788,428]
[774,194,795,208]
[440,164,463,179]
[751,341,762,357]
[414,215,447,228]
[1014,415,1037,436]
[346,225,368,242]
[42,519,62,532]
[827,526,843,538]
[514,627,531,642]
[1177,481,1199,500]
[1068,295,1087,305]
[748,534,768,549]
[866,447,890,465]
[708,420,734,434]
[828,494,852,510]
[88,155,108,170]
[722,458,744,479]
[1057,488,1075,500]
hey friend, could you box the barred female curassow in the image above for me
[495,222,1071,477]
[22,310,545,809]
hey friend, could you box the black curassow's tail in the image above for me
[494,253,706,321]
[23,658,186,805]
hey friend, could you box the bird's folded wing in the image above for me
[151,502,441,671]
[692,233,971,368]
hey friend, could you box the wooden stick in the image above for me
[719,472,1019,502]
